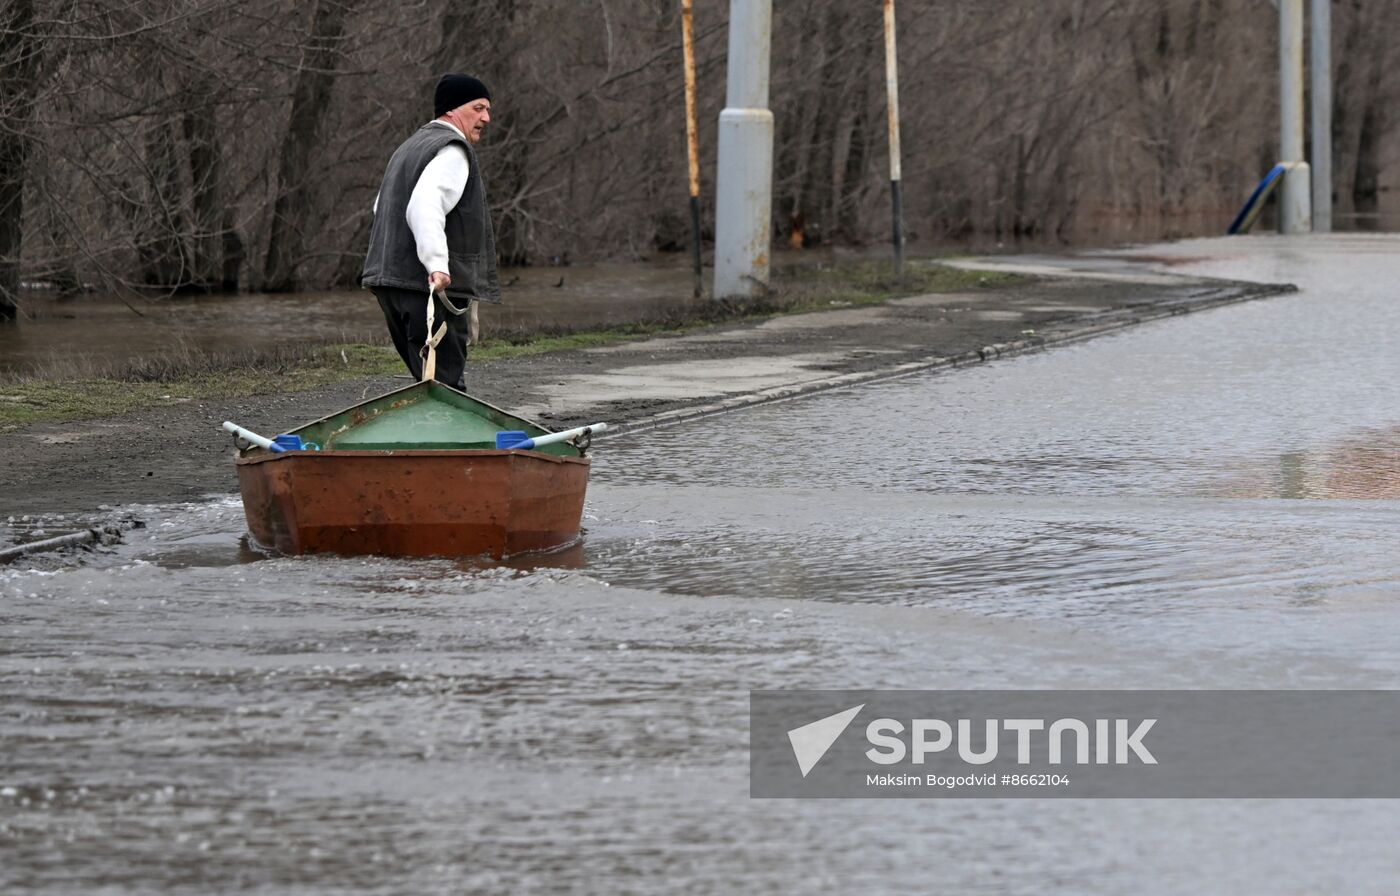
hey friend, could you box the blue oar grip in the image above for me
[495,430,533,450]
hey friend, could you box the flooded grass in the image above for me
[776,257,1023,300]
[0,261,1022,432]
[477,260,1025,348]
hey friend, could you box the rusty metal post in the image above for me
[682,0,704,297]
[883,0,904,278]
[1309,0,1332,232]
[713,0,774,300]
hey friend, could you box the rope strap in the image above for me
[420,286,446,381]
[420,286,474,379]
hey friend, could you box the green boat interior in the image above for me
[289,381,574,455]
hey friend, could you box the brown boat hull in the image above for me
[235,449,591,558]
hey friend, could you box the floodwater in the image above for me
[4,208,1397,379]
[0,241,935,378]
[0,259,706,377]
[3,234,1400,892]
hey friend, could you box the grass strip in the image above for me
[0,344,402,433]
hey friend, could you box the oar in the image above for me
[496,422,608,450]
[222,420,287,452]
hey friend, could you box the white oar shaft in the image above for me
[222,420,281,452]
[528,422,608,449]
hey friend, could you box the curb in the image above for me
[606,279,1296,439]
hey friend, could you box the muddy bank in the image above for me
[0,261,1291,517]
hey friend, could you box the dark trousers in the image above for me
[373,286,469,390]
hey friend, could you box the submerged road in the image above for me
[2,235,1399,892]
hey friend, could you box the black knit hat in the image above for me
[434,74,491,117]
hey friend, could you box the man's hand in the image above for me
[429,271,451,293]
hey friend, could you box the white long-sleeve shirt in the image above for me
[373,120,470,278]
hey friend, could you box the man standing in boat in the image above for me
[361,74,501,390]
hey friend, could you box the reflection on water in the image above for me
[1208,426,1400,500]
[3,236,1400,893]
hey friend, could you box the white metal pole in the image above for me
[1309,0,1332,232]
[1278,0,1311,233]
[713,0,774,299]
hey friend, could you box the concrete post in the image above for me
[713,0,774,299]
[1309,0,1332,232]
[1278,0,1311,233]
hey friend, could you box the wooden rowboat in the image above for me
[232,381,593,558]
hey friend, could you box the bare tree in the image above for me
[1,0,39,318]
[3,0,1399,303]
[1332,0,1398,225]
[263,0,357,291]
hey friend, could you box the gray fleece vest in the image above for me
[361,123,501,304]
